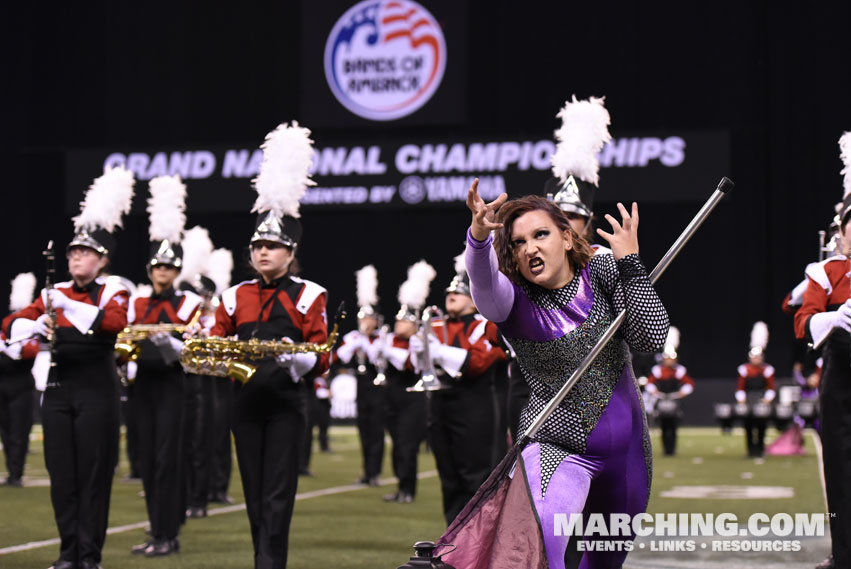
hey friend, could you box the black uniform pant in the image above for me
[42,362,119,565]
[210,377,233,498]
[384,383,425,495]
[356,380,385,479]
[135,366,185,540]
[743,416,767,457]
[821,346,851,567]
[0,371,34,481]
[121,381,142,478]
[184,373,214,509]
[312,397,331,451]
[233,394,306,569]
[659,416,678,455]
[428,376,501,525]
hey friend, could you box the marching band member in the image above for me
[128,176,202,557]
[735,321,775,458]
[209,123,329,569]
[334,265,384,486]
[794,131,851,569]
[464,97,668,569]
[176,227,234,518]
[645,327,694,456]
[381,261,433,503]
[0,272,39,487]
[414,256,508,525]
[2,166,134,569]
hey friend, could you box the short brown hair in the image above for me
[493,195,594,286]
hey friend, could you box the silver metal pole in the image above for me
[520,177,734,444]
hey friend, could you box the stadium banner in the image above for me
[65,131,730,214]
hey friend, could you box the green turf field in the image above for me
[0,426,831,568]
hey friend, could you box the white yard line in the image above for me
[0,470,438,555]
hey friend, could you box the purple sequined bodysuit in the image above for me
[466,229,668,569]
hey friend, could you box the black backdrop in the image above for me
[3,1,851,381]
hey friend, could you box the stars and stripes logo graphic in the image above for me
[324,0,447,121]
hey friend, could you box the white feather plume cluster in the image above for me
[176,226,214,287]
[251,122,316,219]
[9,272,37,311]
[453,251,466,276]
[551,95,612,187]
[73,165,135,233]
[208,248,234,294]
[664,326,680,351]
[397,260,436,309]
[355,265,379,308]
[750,321,769,350]
[840,131,851,199]
[147,175,187,242]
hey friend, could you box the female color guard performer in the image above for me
[209,123,329,569]
[464,158,668,569]
[2,166,134,569]
[127,175,202,556]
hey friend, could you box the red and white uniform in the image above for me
[646,363,695,397]
[736,362,776,403]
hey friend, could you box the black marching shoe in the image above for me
[209,491,235,504]
[395,491,414,503]
[4,476,23,487]
[47,560,75,569]
[814,555,834,569]
[383,491,399,502]
[131,541,153,555]
[143,538,180,557]
[79,559,103,569]
[186,506,207,519]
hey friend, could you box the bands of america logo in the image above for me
[324,0,447,121]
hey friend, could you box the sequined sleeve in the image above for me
[465,228,515,323]
[590,253,669,352]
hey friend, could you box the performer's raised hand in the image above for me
[597,202,640,260]
[466,178,507,241]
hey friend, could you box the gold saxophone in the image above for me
[180,304,345,383]
[115,310,202,361]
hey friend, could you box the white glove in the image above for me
[735,390,746,403]
[276,350,318,382]
[4,341,22,360]
[431,343,468,377]
[837,301,851,329]
[809,303,851,348]
[48,291,100,334]
[408,334,424,354]
[127,361,138,381]
[10,317,47,340]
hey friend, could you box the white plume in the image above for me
[355,265,379,308]
[175,226,214,287]
[840,131,851,199]
[664,326,680,351]
[397,260,436,309]
[750,321,769,350]
[453,251,466,275]
[551,95,612,187]
[9,272,37,311]
[147,175,187,242]
[208,248,234,294]
[73,165,135,233]
[251,122,316,219]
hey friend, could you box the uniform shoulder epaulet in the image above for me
[592,244,613,256]
[674,364,687,379]
[468,318,489,344]
[763,364,775,377]
[177,289,203,321]
[222,279,257,317]
[737,364,748,377]
[651,364,662,377]
[290,277,327,315]
[98,276,129,309]
[805,255,849,295]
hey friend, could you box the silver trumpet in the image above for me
[407,306,458,392]
[373,324,390,386]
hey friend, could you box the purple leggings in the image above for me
[522,370,650,569]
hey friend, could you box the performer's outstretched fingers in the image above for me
[631,202,639,230]
[603,213,622,233]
